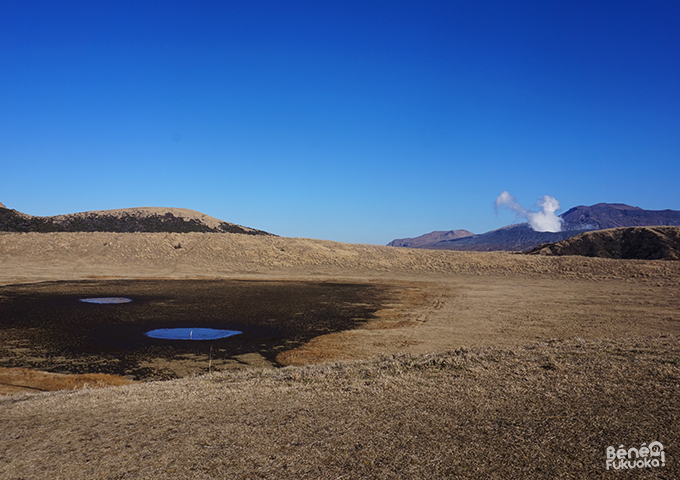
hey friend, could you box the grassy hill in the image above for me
[527,226,680,260]
[0,205,271,235]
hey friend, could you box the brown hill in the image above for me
[527,226,680,260]
[0,204,271,235]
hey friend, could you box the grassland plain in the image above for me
[0,232,679,479]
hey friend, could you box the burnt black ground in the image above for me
[0,279,387,380]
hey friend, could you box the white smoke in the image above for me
[495,191,563,232]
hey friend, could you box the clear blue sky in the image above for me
[1,1,678,244]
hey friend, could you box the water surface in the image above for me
[79,297,133,304]
[145,327,242,340]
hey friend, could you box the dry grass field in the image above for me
[0,232,679,478]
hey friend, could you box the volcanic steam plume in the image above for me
[495,191,563,232]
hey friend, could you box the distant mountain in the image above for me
[425,224,585,252]
[388,229,474,248]
[388,203,680,252]
[526,226,680,260]
[0,204,272,235]
[560,203,680,230]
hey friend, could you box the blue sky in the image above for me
[1,1,678,244]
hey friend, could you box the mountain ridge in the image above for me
[387,229,474,248]
[0,204,272,235]
[560,203,680,230]
[389,203,680,252]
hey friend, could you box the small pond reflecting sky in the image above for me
[79,297,133,304]
[145,328,242,340]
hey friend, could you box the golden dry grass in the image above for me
[0,232,679,478]
[1,336,678,479]
[1,231,679,284]
[0,367,134,396]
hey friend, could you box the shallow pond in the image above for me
[79,297,133,304]
[145,327,242,340]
